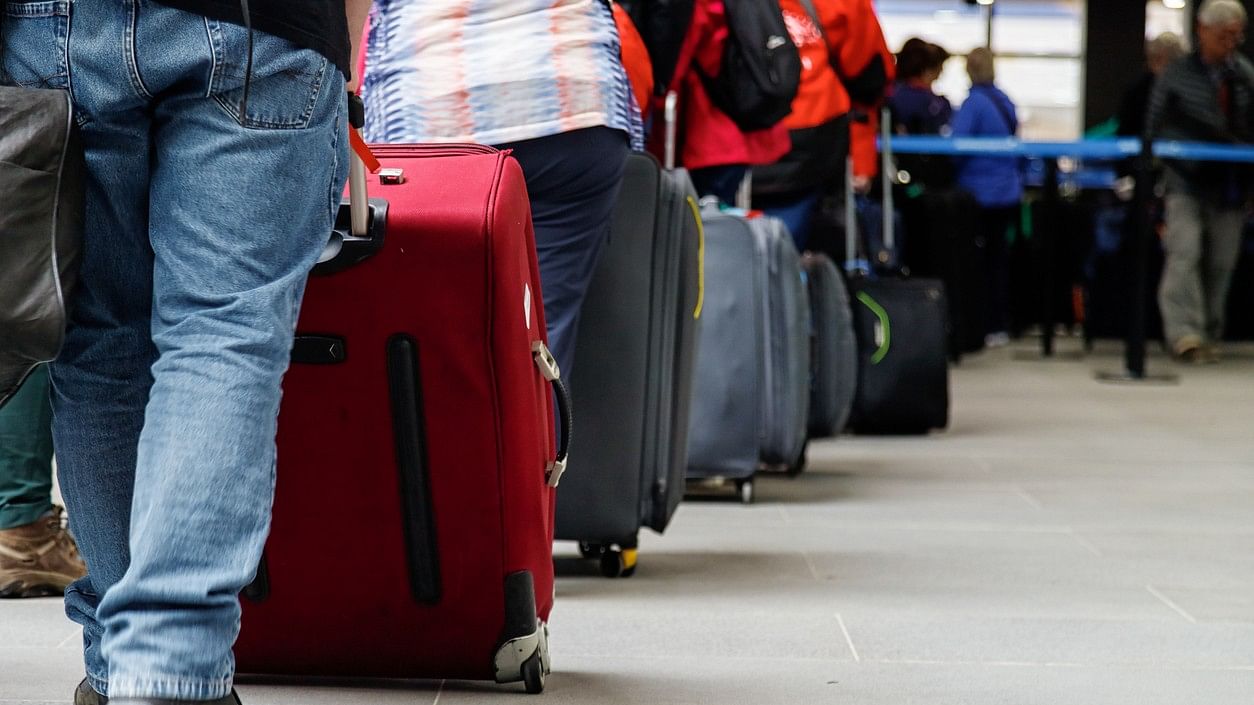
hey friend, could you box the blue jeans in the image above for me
[759,191,821,252]
[2,0,348,699]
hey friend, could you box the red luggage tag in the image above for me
[349,127,381,174]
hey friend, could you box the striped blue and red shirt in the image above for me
[361,0,642,149]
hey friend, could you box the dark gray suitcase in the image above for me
[803,252,857,439]
[557,151,702,578]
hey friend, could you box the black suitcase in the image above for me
[845,119,950,435]
[557,140,702,577]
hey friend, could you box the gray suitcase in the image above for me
[803,252,857,440]
[557,151,702,578]
[686,207,810,502]
[751,216,811,471]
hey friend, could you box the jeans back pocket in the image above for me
[1,0,71,89]
[206,19,328,130]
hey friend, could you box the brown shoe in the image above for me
[0,506,88,598]
[75,678,107,705]
[1173,335,1206,364]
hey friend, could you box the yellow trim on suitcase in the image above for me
[686,195,705,320]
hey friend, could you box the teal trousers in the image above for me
[0,365,54,530]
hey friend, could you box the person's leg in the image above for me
[0,366,84,599]
[1157,192,1206,353]
[1202,204,1246,345]
[498,127,630,378]
[3,0,153,684]
[39,1,348,698]
[0,366,54,531]
[689,165,748,206]
[88,6,349,699]
[984,206,1015,340]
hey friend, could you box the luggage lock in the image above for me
[379,168,405,185]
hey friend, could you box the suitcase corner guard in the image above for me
[493,571,551,693]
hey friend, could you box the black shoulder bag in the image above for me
[0,22,85,408]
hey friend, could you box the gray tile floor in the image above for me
[3,339,1253,704]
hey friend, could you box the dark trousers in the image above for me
[0,365,53,530]
[498,127,630,378]
[690,165,748,206]
[979,205,1018,336]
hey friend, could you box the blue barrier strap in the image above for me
[884,136,1254,163]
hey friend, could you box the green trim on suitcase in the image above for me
[856,291,891,364]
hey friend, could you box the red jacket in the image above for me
[663,0,791,171]
[781,0,894,178]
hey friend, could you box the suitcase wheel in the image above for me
[579,542,639,579]
[522,651,545,694]
[599,546,638,579]
[737,479,755,505]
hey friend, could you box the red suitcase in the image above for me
[234,142,569,693]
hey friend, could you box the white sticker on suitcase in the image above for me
[524,283,533,330]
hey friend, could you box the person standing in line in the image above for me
[751,0,895,251]
[1117,32,1187,139]
[666,0,792,205]
[362,0,639,380]
[890,38,952,137]
[951,47,1024,348]
[1149,0,1253,363]
[0,366,86,599]
[2,0,372,701]
[889,38,955,192]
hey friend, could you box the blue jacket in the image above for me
[952,83,1024,207]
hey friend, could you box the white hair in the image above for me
[1147,32,1186,60]
[1198,0,1248,27]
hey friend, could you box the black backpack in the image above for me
[697,0,801,132]
[617,0,697,96]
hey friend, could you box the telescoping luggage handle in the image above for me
[347,94,376,238]
[664,91,679,170]
[844,108,898,271]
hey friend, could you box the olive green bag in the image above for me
[0,68,85,407]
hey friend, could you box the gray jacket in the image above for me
[1147,51,1254,202]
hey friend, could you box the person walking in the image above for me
[2,0,370,701]
[1149,0,1253,363]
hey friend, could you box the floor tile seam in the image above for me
[1146,584,1200,624]
[859,658,1254,672]
[831,614,1194,625]
[557,653,1254,672]
[687,522,1079,533]
[555,653,853,664]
